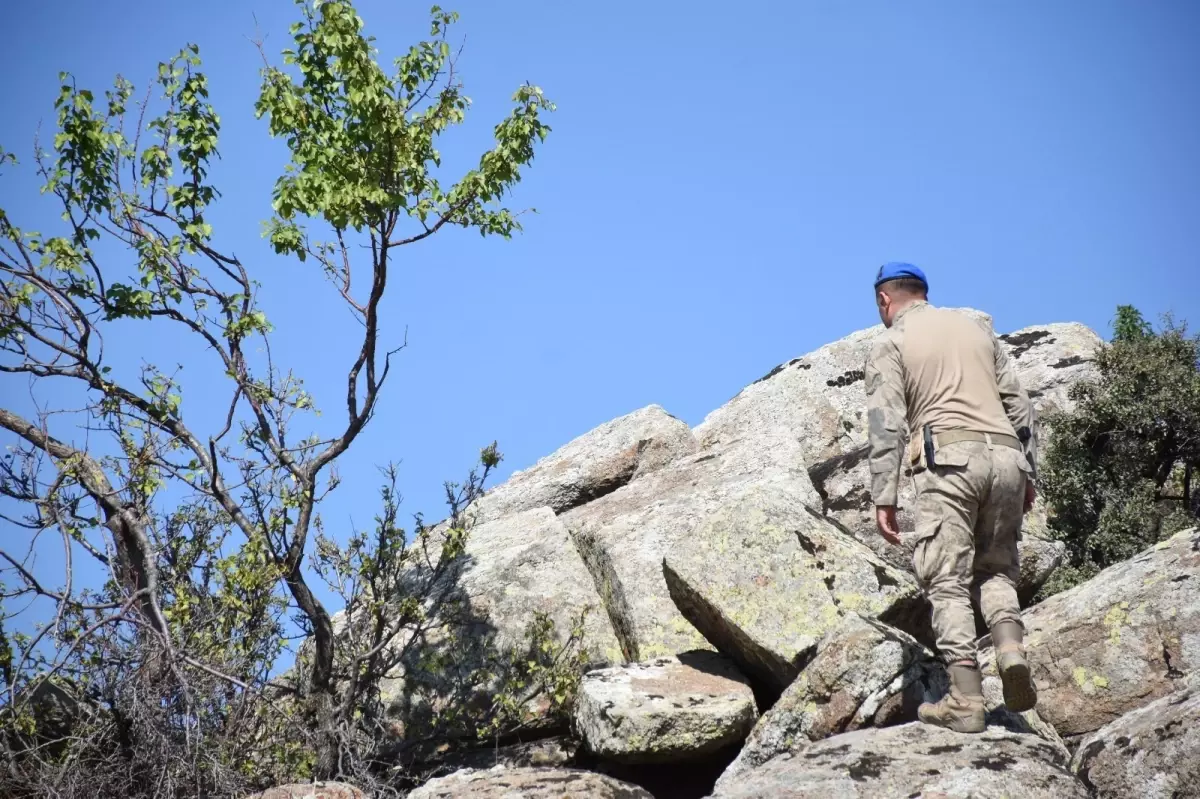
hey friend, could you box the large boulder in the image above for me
[1071,680,1200,799]
[1014,532,1067,605]
[979,527,1200,738]
[449,507,622,664]
[573,651,756,764]
[998,322,1103,419]
[379,507,622,736]
[710,723,1088,798]
[469,405,696,525]
[661,489,927,695]
[407,766,654,798]
[559,433,823,662]
[248,784,364,799]
[716,614,939,790]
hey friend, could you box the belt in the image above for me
[933,430,1021,450]
[907,429,1022,463]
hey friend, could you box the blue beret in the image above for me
[874,262,928,290]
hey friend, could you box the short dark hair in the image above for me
[878,278,928,298]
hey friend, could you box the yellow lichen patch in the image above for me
[1072,666,1110,694]
[1102,602,1131,646]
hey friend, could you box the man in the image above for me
[864,262,1039,733]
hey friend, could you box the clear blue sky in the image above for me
[2,1,1197,627]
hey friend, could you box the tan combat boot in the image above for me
[918,663,986,733]
[993,620,1037,713]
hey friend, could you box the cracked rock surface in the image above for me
[573,651,756,763]
[1071,678,1200,799]
[661,488,927,695]
[710,722,1088,798]
[979,527,1200,738]
[407,766,654,798]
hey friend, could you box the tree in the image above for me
[1039,305,1200,596]
[0,2,575,795]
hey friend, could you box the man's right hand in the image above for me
[876,505,901,546]
[1024,479,1037,514]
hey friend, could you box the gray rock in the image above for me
[661,489,927,694]
[469,405,696,525]
[979,527,1200,738]
[979,674,1071,759]
[248,784,364,799]
[710,722,1088,799]
[1072,682,1200,798]
[1014,532,1066,606]
[379,508,622,736]
[560,433,823,662]
[716,614,941,790]
[998,322,1103,420]
[573,651,756,764]
[452,507,622,664]
[422,737,580,775]
[407,766,654,798]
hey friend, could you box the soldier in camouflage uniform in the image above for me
[865,263,1039,733]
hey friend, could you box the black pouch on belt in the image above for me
[922,424,937,469]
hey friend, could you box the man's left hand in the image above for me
[876,505,901,546]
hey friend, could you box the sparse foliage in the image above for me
[1039,305,1200,596]
[0,3,583,797]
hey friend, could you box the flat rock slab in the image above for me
[710,723,1089,799]
[469,404,696,524]
[979,526,1200,738]
[574,651,756,764]
[560,434,823,662]
[1072,680,1200,799]
[717,613,940,790]
[407,766,654,798]
[662,488,926,694]
[249,784,364,799]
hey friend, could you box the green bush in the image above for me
[1039,306,1200,598]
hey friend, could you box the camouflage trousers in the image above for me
[911,440,1030,664]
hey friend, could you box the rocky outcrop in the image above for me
[469,405,696,525]
[661,491,926,694]
[1071,680,1200,799]
[710,723,1088,798]
[248,784,364,799]
[573,652,756,764]
[998,322,1103,418]
[716,613,939,789]
[979,527,1200,738]
[326,311,1114,791]
[560,434,822,662]
[407,766,654,798]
